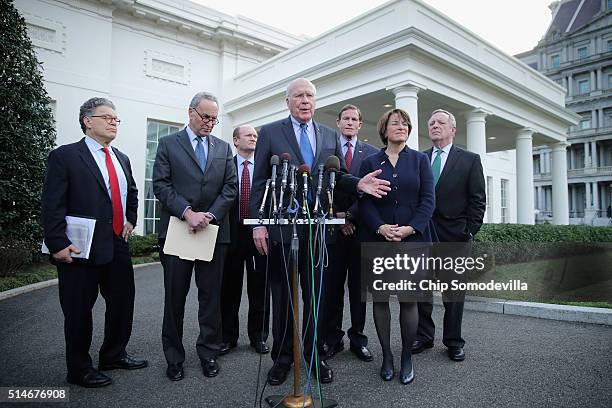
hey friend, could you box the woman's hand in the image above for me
[377,224,399,241]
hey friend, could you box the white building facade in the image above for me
[16,0,579,234]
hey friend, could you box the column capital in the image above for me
[551,141,570,151]
[386,80,426,96]
[465,108,490,123]
[516,127,534,139]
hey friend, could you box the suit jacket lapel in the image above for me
[312,120,324,168]
[177,129,202,172]
[437,145,460,188]
[203,135,216,173]
[282,117,303,164]
[350,139,364,176]
[77,139,109,198]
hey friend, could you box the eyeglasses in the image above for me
[191,107,219,125]
[90,115,121,125]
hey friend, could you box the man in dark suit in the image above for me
[414,109,486,361]
[42,97,147,388]
[324,105,378,363]
[219,125,270,355]
[153,92,237,381]
[250,78,390,386]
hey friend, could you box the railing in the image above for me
[569,211,585,218]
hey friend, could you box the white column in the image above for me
[591,141,598,167]
[584,142,591,167]
[590,71,596,91]
[391,85,421,151]
[569,144,575,169]
[552,142,570,224]
[466,109,488,175]
[516,128,535,224]
[599,108,605,129]
[567,75,573,97]
[593,182,600,211]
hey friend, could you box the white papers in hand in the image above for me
[163,216,218,261]
[41,216,96,259]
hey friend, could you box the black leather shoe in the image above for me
[166,364,184,381]
[202,358,220,377]
[324,341,344,360]
[399,355,414,385]
[379,358,394,381]
[350,345,373,362]
[411,340,434,354]
[219,342,237,356]
[448,347,465,361]
[317,360,333,384]
[267,364,290,386]
[250,341,270,354]
[66,369,112,388]
[99,354,148,371]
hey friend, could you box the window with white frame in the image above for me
[576,46,588,60]
[579,113,592,130]
[500,179,509,223]
[144,120,182,235]
[608,39,612,52]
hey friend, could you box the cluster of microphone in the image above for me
[257,153,341,220]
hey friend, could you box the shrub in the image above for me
[129,234,159,257]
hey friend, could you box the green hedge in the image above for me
[128,233,159,257]
[472,224,612,268]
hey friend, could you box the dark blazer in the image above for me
[359,146,436,243]
[41,138,138,265]
[250,116,359,243]
[334,139,378,221]
[424,144,486,242]
[153,128,237,243]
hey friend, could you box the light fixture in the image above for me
[363,138,369,142]
[383,104,392,108]
[488,136,496,140]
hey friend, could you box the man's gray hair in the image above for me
[285,78,317,98]
[431,109,456,128]
[79,97,116,134]
[189,92,218,109]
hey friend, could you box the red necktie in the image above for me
[103,147,124,236]
[240,160,251,222]
[344,141,353,171]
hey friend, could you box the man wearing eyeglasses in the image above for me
[42,97,146,388]
[153,92,237,381]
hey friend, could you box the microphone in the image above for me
[313,164,325,214]
[278,153,291,214]
[270,155,280,215]
[298,164,310,216]
[325,156,340,191]
[325,156,340,216]
[258,179,271,218]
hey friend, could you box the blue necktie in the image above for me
[299,123,314,169]
[195,136,207,172]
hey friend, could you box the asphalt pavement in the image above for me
[1,263,610,407]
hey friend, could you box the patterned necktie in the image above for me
[102,147,124,236]
[432,149,443,185]
[240,160,251,222]
[299,123,314,169]
[195,136,207,172]
[344,141,353,171]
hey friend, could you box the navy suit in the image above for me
[325,139,377,349]
[220,156,270,346]
[42,138,138,378]
[359,146,436,243]
[249,116,359,366]
[417,144,486,348]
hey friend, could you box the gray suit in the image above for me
[153,128,237,364]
